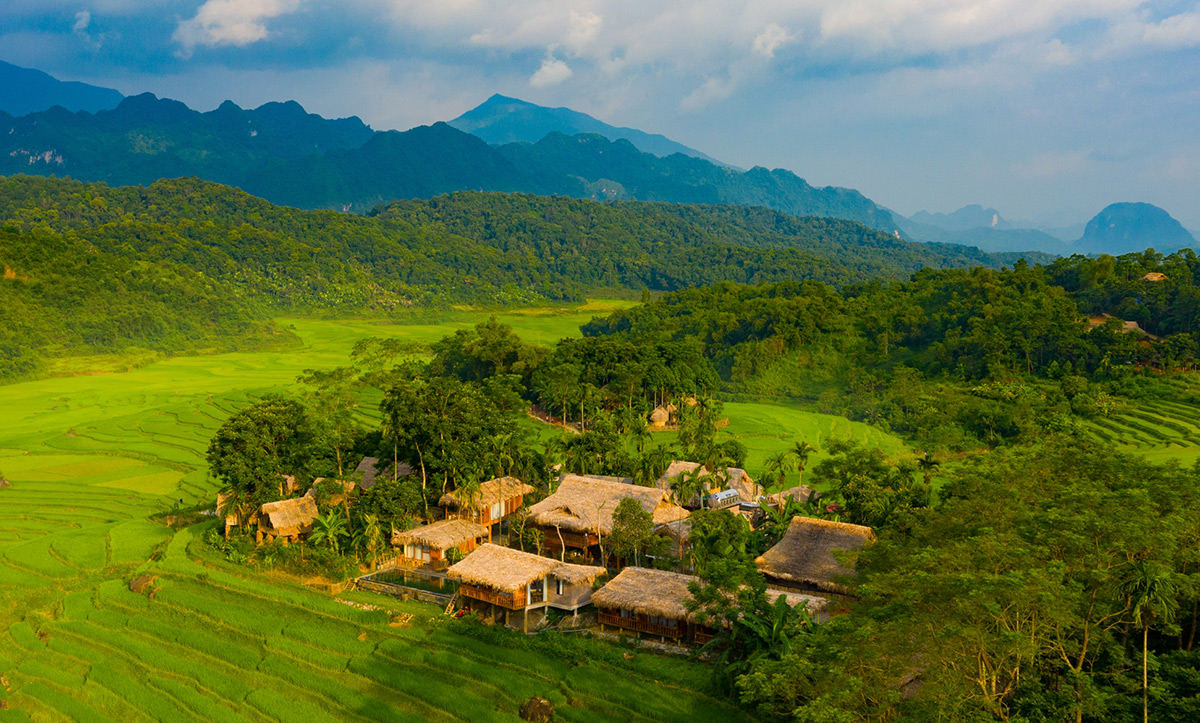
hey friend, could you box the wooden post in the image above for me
[523,608,528,634]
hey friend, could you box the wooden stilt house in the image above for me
[755,516,875,596]
[439,476,534,540]
[390,519,489,569]
[446,543,605,632]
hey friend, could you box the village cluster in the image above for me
[217,458,873,643]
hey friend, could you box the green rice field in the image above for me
[0,301,759,722]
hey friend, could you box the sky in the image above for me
[3,1,1200,229]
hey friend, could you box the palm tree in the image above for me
[359,513,383,570]
[790,441,816,490]
[915,451,941,486]
[309,511,348,555]
[764,452,790,494]
[1121,560,1181,723]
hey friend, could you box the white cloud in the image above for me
[72,9,90,33]
[529,54,572,87]
[173,0,300,57]
[751,23,795,58]
[1143,10,1200,49]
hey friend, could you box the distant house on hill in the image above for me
[257,496,320,544]
[391,518,489,568]
[755,516,875,596]
[440,476,534,539]
[592,566,827,644]
[527,475,688,559]
[446,543,605,632]
[1142,272,1168,282]
[648,404,676,430]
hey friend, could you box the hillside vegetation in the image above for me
[0,175,1034,382]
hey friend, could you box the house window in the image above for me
[421,545,430,563]
[555,579,564,596]
[490,501,502,521]
[619,608,632,619]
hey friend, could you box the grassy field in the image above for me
[0,300,820,722]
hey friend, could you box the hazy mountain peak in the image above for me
[0,60,124,116]
[1076,202,1196,254]
[448,94,732,167]
[910,204,1012,231]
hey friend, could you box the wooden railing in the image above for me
[538,528,594,549]
[598,610,684,639]
[460,584,522,610]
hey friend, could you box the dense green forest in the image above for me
[0,174,1038,382]
[0,226,292,379]
[579,253,1200,448]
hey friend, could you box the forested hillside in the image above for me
[0,173,1063,384]
[0,226,291,379]
[582,251,1200,448]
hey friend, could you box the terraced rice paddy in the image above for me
[0,302,758,722]
[1080,397,1200,466]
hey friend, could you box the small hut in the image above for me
[391,518,489,568]
[215,492,260,538]
[592,566,827,643]
[257,496,320,544]
[647,403,677,430]
[1142,272,1168,282]
[440,476,535,537]
[755,516,875,595]
[527,475,688,558]
[447,543,605,631]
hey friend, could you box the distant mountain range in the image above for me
[449,94,732,167]
[901,202,1196,256]
[2,61,1195,258]
[0,91,901,232]
[0,60,123,116]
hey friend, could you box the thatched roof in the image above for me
[440,477,534,511]
[1143,272,1168,282]
[649,407,671,424]
[656,462,761,503]
[768,486,818,506]
[355,456,413,490]
[260,496,319,533]
[392,518,489,550]
[721,468,761,502]
[592,567,700,621]
[592,566,830,623]
[303,478,357,505]
[527,476,688,535]
[558,472,634,486]
[446,543,604,593]
[756,516,875,593]
[766,588,829,617]
[0,477,10,489]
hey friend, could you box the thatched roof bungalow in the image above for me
[593,566,827,642]
[755,516,875,595]
[527,475,688,555]
[391,518,489,567]
[447,543,604,624]
[257,496,319,544]
[440,476,534,529]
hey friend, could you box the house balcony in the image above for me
[598,610,684,639]
[461,584,523,610]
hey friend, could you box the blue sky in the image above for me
[3,0,1199,229]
